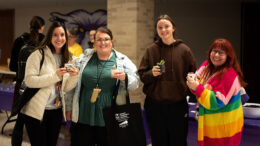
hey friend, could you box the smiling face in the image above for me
[156,19,175,41]
[94,31,113,58]
[210,48,227,67]
[51,26,66,53]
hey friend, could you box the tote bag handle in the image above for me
[112,74,130,106]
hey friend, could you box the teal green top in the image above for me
[78,52,117,126]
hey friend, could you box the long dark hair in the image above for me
[203,38,247,87]
[36,21,70,67]
[28,16,45,45]
[155,14,177,39]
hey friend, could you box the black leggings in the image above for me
[22,108,62,146]
[11,113,24,146]
[144,98,188,146]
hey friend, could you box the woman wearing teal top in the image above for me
[66,27,139,146]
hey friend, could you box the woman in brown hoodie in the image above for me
[138,14,196,146]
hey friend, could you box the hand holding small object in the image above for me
[67,66,79,76]
[65,63,73,71]
[65,63,79,76]
[186,73,199,91]
[152,66,162,77]
[111,70,125,81]
[56,68,67,78]
[111,65,125,80]
[187,72,196,80]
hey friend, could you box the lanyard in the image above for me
[55,81,61,93]
[55,81,62,106]
[96,57,108,88]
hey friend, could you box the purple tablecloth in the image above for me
[244,118,260,127]
[0,89,14,111]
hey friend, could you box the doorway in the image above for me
[0,9,14,66]
[241,2,260,103]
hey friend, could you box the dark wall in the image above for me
[155,0,241,67]
[241,2,260,103]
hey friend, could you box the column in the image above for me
[107,0,154,106]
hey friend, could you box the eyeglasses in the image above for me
[211,49,226,56]
[95,38,111,43]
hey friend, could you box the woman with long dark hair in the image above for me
[10,16,45,146]
[10,16,45,72]
[20,21,79,146]
[186,38,246,146]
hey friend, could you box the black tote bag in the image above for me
[103,74,147,146]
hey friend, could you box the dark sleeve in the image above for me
[184,47,197,73]
[9,37,24,72]
[188,49,197,72]
[138,48,157,85]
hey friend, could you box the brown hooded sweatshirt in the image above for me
[138,39,196,103]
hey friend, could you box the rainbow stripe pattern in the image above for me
[194,61,243,146]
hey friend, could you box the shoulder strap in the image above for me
[40,49,45,70]
[3,50,45,134]
[125,75,130,104]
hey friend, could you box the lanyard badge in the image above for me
[90,86,102,103]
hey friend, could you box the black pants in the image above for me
[144,98,188,146]
[11,82,23,146]
[22,108,62,146]
[70,122,108,146]
[11,113,24,146]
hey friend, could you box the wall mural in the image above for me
[49,9,107,49]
